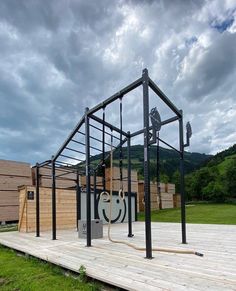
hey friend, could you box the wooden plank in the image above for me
[150,182,166,192]
[0,159,31,176]
[0,175,32,190]
[0,205,19,221]
[0,190,19,206]
[0,222,236,291]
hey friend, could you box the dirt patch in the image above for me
[0,278,7,285]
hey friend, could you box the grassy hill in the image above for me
[185,144,236,202]
[91,145,211,182]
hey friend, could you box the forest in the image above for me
[93,144,236,203]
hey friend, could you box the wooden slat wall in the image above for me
[19,186,77,233]
[0,176,32,190]
[0,160,31,176]
[173,193,181,208]
[105,167,139,212]
[0,160,32,222]
[32,167,77,189]
[138,182,176,212]
[80,175,103,189]
[80,167,139,211]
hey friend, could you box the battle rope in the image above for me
[101,131,204,257]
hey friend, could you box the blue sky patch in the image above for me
[211,16,234,33]
[185,36,198,47]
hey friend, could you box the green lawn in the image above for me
[138,203,236,224]
[0,245,101,291]
[0,224,18,233]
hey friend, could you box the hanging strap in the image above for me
[119,97,124,200]
[102,107,106,191]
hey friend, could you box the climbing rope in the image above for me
[101,131,204,257]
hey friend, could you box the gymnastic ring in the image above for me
[119,188,125,200]
[100,191,110,202]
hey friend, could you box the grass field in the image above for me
[138,203,236,224]
[0,224,18,233]
[0,245,102,291]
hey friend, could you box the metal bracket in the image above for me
[149,107,161,145]
[184,121,192,148]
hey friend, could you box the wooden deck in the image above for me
[0,222,235,290]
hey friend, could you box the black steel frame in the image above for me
[33,159,79,239]
[34,68,189,259]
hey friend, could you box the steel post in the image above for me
[52,159,56,240]
[179,111,187,244]
[127,132,133,237]
[142,68,152,259]
[36,163,40,237]
[76,171,80,230]
[85,108,91,247]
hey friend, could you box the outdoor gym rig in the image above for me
[34,68,203,259]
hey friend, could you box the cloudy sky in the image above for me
[0,0,236,165]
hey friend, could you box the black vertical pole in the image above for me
[94,171,98,219]
[85,108,91,247]
[156,134,162,210]
[179,110,187,244]
[102,108,106,191]
[127,132,133,237]
[36,163,40,237]
[76,171,80,230]
[78,174,81,221]
[52,159,56,240]
[142,68,152,259]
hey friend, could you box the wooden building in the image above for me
[0,160,32,223]
[18,185,76,232]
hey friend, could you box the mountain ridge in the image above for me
[91,144,212,181]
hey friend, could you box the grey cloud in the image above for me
[176,32,236,100]
[0,0,236,164]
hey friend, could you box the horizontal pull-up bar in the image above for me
[77,131,85,136]
[52,115,85,162]
[90,123,120,140]
[130,115,179,138]
[158,137,180,154]
[40,163,76,172]
[42,164,79,174]
[87,77,143,116]
[71,139,103,153]
[90,114,128,137]
[71,139,85,146]
[32,160,51,169]
[55,160,77,167]
[95,136,127,171]
[65,146,86,156]
[60,154,85,162]
[148,78,182,118]
[55,171,77,179]
[89,134,117,149]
